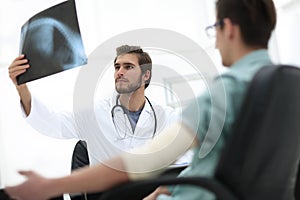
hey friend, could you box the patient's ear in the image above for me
[223,18,238,40]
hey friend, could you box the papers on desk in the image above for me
[169,149,194,168]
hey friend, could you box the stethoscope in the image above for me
[111,95,157,139]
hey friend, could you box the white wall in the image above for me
[274,0,300,66]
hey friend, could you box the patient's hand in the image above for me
[143,186,171,200]
[5,170,55,200]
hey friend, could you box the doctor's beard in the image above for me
[115,75,143,94]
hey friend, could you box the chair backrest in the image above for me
[215,65,300,200]
[71,140,89,171]
[295,164,300,199]
[70,140,90,200]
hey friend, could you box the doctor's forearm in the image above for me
[16,84,32,116]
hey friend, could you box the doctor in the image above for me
[8,45,177,165]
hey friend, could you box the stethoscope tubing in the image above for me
[111,95,157,139]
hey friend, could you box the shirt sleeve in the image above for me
[25,96,78,139]
[182,76,228,142]
[182,74,245,157]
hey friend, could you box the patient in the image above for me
[5,0,277,199]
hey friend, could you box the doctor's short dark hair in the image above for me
[114,45,152,89]
[216,0,276,48]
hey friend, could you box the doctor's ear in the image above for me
[143,70,151,84]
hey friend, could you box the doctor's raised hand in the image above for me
[8,54,32,116]
[8,54,30,86]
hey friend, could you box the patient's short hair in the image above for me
[216,0,276,48]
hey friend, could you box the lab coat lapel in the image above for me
[134,100,155,139]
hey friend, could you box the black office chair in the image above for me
[295,165,300,199]
[69,140,90,200]
[71,140,90,171]
[98,65,300,200]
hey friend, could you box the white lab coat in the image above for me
[24,95,179,165]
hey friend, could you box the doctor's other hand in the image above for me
[8,54,30,87]
[5,170,55,200]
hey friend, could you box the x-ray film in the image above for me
[17,0,87,85]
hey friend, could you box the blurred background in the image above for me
[0,0,299,192]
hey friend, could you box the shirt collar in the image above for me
[231,49,271,70]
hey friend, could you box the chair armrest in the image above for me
[100,176,238,200]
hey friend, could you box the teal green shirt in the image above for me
[158,50,273,200]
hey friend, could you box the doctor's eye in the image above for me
[114,65,120,71]
[124,65,134,69]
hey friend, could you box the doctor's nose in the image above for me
[116,67,126,77]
